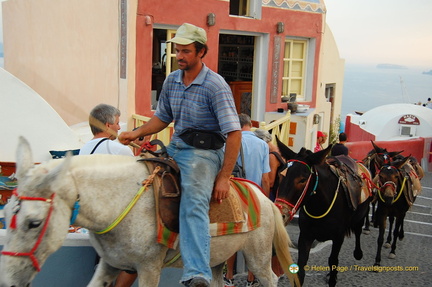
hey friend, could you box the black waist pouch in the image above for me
[179,129,226,150]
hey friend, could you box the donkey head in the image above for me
[0,137,72,287]
[376,156,410,207]
[275,136,331,224]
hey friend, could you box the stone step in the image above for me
[405,210,432,223]
[410,202,431,214]
[419,186,432,198]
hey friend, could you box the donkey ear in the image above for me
[371,140,381,153]
[309,145,332,165]
[16,136,35,180]
[389,150,404,158]
[276,135,297,160]
[392,155,410,170]
[39,155,73,193]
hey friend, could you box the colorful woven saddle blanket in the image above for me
[155,178,261,249]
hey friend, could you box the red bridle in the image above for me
[274,159,316,221]
[1,189,56,272]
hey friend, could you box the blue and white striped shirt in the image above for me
[155,64,241,142]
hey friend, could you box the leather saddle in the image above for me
[399,163,421,206]
[327,155,366,211]
[138,140,243,234]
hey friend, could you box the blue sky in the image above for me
[1,0,431,68]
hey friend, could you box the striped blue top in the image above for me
[155,64,241,142]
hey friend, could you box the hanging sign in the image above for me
[398,114,420,125]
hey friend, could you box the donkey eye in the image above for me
[29,220,42,229]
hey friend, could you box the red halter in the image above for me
[1,189,56,272]
[274,159,315,221]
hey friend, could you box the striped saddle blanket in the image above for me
[156,178,261,249]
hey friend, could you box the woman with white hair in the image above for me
[253,129,285,201]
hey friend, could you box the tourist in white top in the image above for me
[79,103,133,156]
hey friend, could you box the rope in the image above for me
[377,177,406,204]
[303,177,341,219]
[163,252,182,267]
[94,166,161,234]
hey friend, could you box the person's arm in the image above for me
[118,116,169,145]
[268,154,279,188]
[261,172,270,197]
[212,130,242,201]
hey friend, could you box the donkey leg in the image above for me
[210,262,225,287]
[136,266,163,287]
[374,212,387,266]
[243,247,276,287]
[363,204,371,234]
[297,234,314,286]
[370,201,376,224]
[399,219,405,240]
[384,216,394,248]
[389,215,405,259]
[353,218,364,260]
[327,237,344,287]
[87,258,120,287]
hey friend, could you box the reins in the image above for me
[1,190,56,272]
[275,159,318,221]
[377,176,406,204]
[275,159,346,220]
[1,166,161,272]
[303,177,341,219]
[94,166,161,234]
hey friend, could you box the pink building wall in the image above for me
[135,0,324,117]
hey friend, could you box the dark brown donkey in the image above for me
[275,138,372,287]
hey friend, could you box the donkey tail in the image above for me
[272,203,300,287]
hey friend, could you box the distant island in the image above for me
[423,70,432,75]
[376,63,408,70]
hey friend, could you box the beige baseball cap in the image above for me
[168,23,207,45]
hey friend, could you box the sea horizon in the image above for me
[341,63,432,121]
[1,56,431,124]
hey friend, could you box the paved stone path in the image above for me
[232,172,432,287]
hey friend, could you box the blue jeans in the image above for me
[167,141,224,283]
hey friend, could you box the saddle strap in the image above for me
[139,157,180,174]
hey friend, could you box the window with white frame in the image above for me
[282,39,307,101]
[230,0,262,19]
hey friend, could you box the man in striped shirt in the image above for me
[119,23,241,287]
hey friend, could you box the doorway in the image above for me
[218,34,255,116]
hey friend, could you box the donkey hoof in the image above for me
[383,242,391,249]
[388,253,396,259]
[362,229,370,235]
[373,263,380,272]
[354,249,363,260]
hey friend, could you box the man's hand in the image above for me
[212,130,241,202]
[118,131,137,146]
[212,174,231,202]
[119,117,169,146]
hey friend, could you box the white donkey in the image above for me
[0,137,299,287]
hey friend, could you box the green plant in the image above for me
[329,115,341,145]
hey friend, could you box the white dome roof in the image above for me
[0,68,84,162]
[354,103,432,140]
